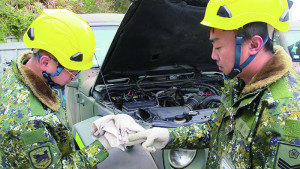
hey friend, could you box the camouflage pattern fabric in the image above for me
[0,52,108,169]
[166,46,300,168]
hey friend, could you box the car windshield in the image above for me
[92,25,119,67]
[285,30,300,61]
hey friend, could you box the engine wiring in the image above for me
[96,76,222,111]
[93,52,223,124]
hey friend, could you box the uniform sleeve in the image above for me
[253,106,300,168]
[165,122,211,149]
[165,105,226,149]
[0,121,108,169]
[0,151,12,168]
[77,140,109,167]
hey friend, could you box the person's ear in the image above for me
[249,35,264,55]
[39,55,51,71]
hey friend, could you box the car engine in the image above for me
[92,73,223,127]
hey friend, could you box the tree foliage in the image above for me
[0,0,131,42]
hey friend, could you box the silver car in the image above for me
[66,1,222,169]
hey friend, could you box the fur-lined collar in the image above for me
[242,46,292,94]
[17,52,60,111]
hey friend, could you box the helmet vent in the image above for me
[70,52,83,62]
[279,10,289,22]
[27,27,34,40]
[217,5,232,18]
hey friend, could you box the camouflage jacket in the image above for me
[166,46,300,168]
[0,52,108,169]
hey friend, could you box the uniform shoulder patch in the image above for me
[284,119,300,138]
[274,142,300,168]
[28,146,52,169]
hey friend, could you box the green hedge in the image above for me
[0,0,131,43]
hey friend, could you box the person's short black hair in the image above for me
[240,22,274,54]
[32,49,57,60]
[210,22,274,53]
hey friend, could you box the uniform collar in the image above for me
[14,52,60,111]
[242,46,292,94]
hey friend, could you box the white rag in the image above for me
[91,114,145,151]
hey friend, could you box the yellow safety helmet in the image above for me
[201,0,289,32]
[23,9,95,70]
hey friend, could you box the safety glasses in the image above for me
[64,68,81,78]
[50,57,81,78]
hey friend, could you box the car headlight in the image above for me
[169,149,197,168]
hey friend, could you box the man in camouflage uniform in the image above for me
[0,9,109,168]
[127,0,300,168]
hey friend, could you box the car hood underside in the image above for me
[99,0,216,81]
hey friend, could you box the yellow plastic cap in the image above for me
[201,0,289,32]
[23,9,95,70]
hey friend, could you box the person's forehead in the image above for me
[209,29,235,42]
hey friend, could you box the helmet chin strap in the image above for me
[224,35,269,80]
[36,52,67,107]
[36,52,64,87]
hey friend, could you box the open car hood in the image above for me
[99,0,217,81]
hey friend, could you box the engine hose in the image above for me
[201,96,220,108]
[197,82,221,95]
[184,95,202,111]
[178,88,200,93]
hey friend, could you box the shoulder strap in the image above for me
[29,92,46,116]
[270,78,293,100]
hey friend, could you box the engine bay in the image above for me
[93,73,223,127]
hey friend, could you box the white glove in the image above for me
[92,114,145,151]
[127,127,170,153]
